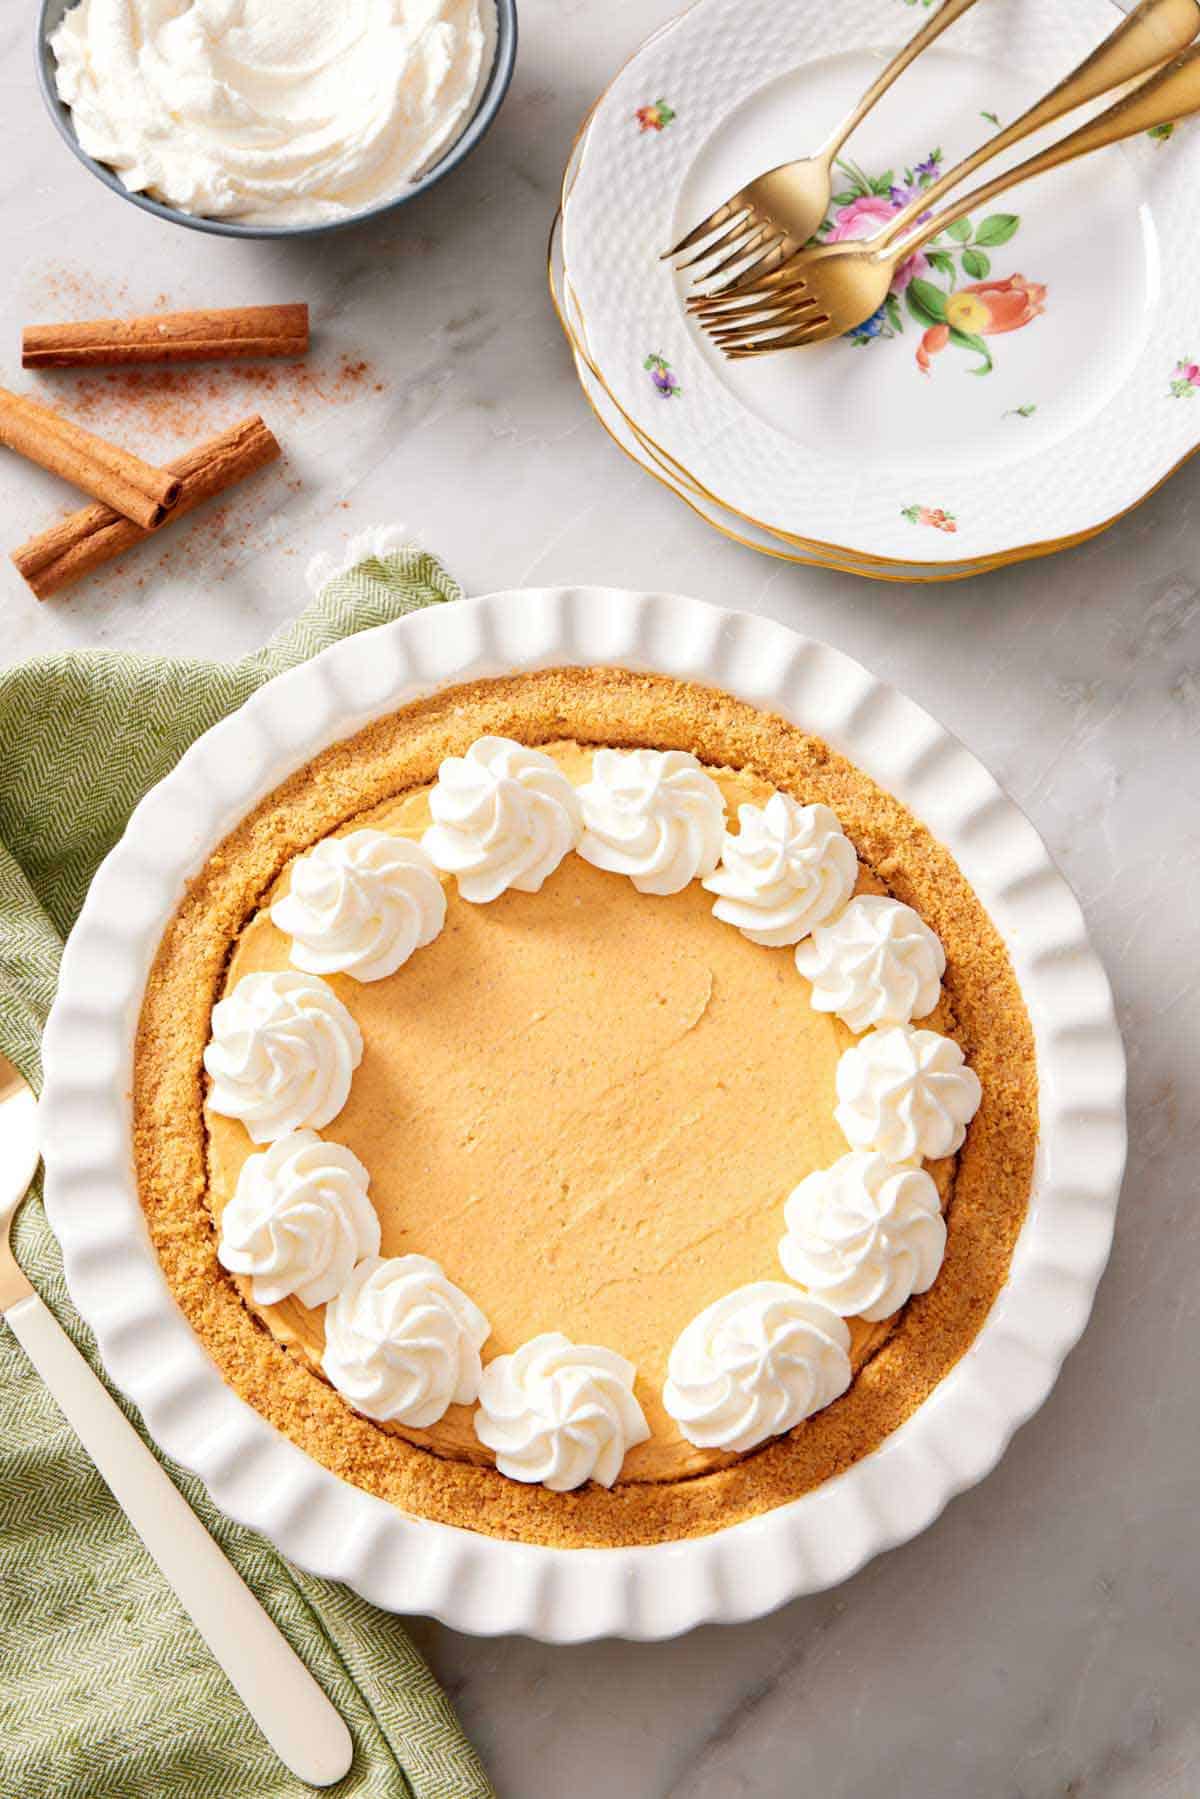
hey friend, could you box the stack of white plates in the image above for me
[553,0,1200,581]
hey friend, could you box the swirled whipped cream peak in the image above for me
[577,749,725,896]
[322,1254,490,1428]
[218,1129,379,1309]
[422,736,582,903]
[662,1282,851,1454]
[795,894,945,1032]
[473,1332,650,1490]
[50,0,491,227]
[271,829,446,983]
[779,1151,945,1322]
[835,1025,982,1163]
[203,970,363,1143]
[704,794,858,947]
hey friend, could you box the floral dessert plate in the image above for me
[553,90,1023,580]
[40,587,1125,1641]
[552,169,1023,583]
[562,0,1200,569]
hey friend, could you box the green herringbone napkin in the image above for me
[0,539,494,1799]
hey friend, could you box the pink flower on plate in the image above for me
[827,194,895,239]
[827,194,929,291]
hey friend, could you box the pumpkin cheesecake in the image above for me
[133,666,1037,1549]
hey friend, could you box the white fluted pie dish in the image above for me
[39,587,1125,1641]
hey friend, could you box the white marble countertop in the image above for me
[2,3,1197,1795]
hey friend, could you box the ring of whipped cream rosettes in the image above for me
[204,737,982,1494]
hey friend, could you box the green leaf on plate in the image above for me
[907,278,948,324]
[975,213,1020,247]
[830,191,859,207]
[946,217,973,243]
[949,327,993,375]
[962,247,991,280]
[905,289,941,330]
[927,250,956,279]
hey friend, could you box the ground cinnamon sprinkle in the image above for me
[33,264,138,319]
[38,353,384,445]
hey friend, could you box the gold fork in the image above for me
[694,0,1199,315]
[705,41,1200,358]
[664,0,983,288]
[0,1049,352,1787]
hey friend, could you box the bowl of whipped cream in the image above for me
[36,0,517,238]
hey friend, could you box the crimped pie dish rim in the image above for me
[39,586,1125,1641]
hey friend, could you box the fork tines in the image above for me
[663,184,839,358]
[697,277,831,358]
[664,196,750,261]
[687,269,811,320]
[725,316,832,358]
[685,265,814,333]
[664,197,795,290]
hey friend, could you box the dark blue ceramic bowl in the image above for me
[36,0,518,240]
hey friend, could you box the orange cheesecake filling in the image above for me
[206,746,953,1482]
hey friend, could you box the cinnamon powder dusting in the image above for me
[34,356,383,446]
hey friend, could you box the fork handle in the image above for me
[821,0,982,161]
[879,0,1200,246]
[3,1291,353,1788]
[891,44,1200,261]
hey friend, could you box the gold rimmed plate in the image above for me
[560,0,1200,574]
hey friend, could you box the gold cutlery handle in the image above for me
[892,43,1200,261]
[822,0,983,161]
[881,0,1199,245]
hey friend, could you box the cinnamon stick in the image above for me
[11,415,281,600]
[0,387,180,529]
[22,304,310,369]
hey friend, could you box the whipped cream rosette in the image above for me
[323,1254,491,1428]
[473,1332,650,1490]
[271,830,445,983]
[663,1282,851,1453]
[203,971,363,1144]
[835,1024,982,1163]
[796,894,945,1032]
[218,1130,379,1309]
[577,748,725,895]
[779,1151,946,1322]
[422,736,582,903]
[704,794,857,946]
